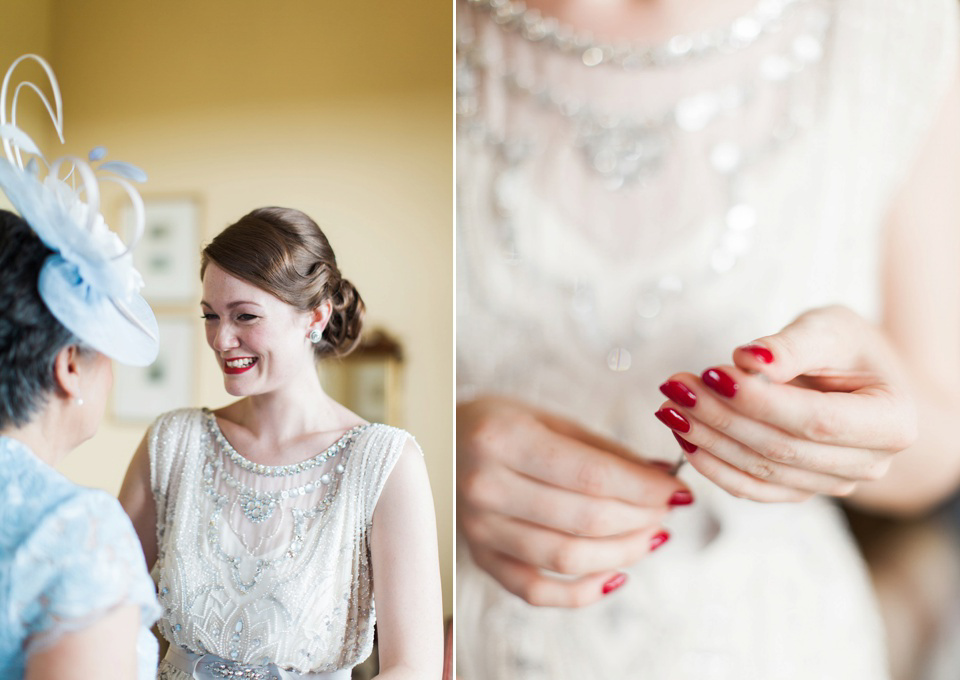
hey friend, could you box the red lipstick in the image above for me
[223,357,258,375]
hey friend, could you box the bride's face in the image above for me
[200,263,315,397]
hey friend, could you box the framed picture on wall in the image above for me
[122,196,201,304]
[319,329,403,425]
[112,316,195,422]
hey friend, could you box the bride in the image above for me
[456,0,960,677]
[121,207,443,679]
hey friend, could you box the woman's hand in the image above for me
[655,306,918,502]
[458,396,692,607]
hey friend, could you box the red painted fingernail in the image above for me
[740,345,774,364]
[668,490,694,506]
[673,432,698,454]
[659,380,697,408]
[650,530,670,552]
[702,368,739,398]
[602,572,627,595]
[655,407,690,433]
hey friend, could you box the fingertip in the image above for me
[650,530,670,552]
[701,367,739,398]
[477,550,629,608]
[654,406,691,433]
[733,345,781,380]
[601,572,628,595]
[659,379,698,408]
[673,431,698,454]
[738,344,775,364]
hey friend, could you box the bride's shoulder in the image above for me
[146,408,211,464]
[152,406,207,425]
[355,422,419,450]
[149,407,208,434]
[351,425,423,484]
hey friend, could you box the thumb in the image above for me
[732,306,879,385]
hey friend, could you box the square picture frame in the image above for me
[112,316,195,422]
[123,196,201,305]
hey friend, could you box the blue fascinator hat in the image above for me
[0,54,158,366]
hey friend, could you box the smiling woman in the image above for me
[197,207,363,398]
[202,207,365,360]
[6,1,454,645]
[119,207,442,679]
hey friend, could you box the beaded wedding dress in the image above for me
[456,0,959,677]
[150,408,412,678]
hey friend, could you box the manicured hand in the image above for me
[655,306,917,502]
[458,396,692,607]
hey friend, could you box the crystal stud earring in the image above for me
[309,329,323,344]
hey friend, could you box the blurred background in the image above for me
[0,0,453,628]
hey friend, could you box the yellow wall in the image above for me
[3,0,453,617]
[0,0,53,147]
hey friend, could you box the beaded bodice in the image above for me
[456,0,958,678]
[457,0,957,448]
[150,408,411,674]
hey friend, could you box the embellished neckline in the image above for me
[202,408,369,478]
[457,0,836,368]
[465,0,807,69]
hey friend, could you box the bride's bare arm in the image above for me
[25,605,139,680]
[371,440,443,679]
[119,435,159,570]
[851,61,960,513]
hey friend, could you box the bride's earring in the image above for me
[309,328,323,344]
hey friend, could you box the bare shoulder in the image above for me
[329,398,368,431]
[376,436,431,506]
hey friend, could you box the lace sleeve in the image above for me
[12,490,161,656]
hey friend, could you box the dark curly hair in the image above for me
[0,209,78,429]
[201,207,365,358]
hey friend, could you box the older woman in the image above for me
[0,56,161,680]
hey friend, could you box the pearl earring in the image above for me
[75,396,84,406]
[309,328,323,344]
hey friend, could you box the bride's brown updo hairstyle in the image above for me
[201,207,365,358]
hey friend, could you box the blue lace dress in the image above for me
[0,436,161,679]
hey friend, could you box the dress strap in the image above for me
[164,646,351,680]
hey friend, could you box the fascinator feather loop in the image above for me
[0,54,158,366]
